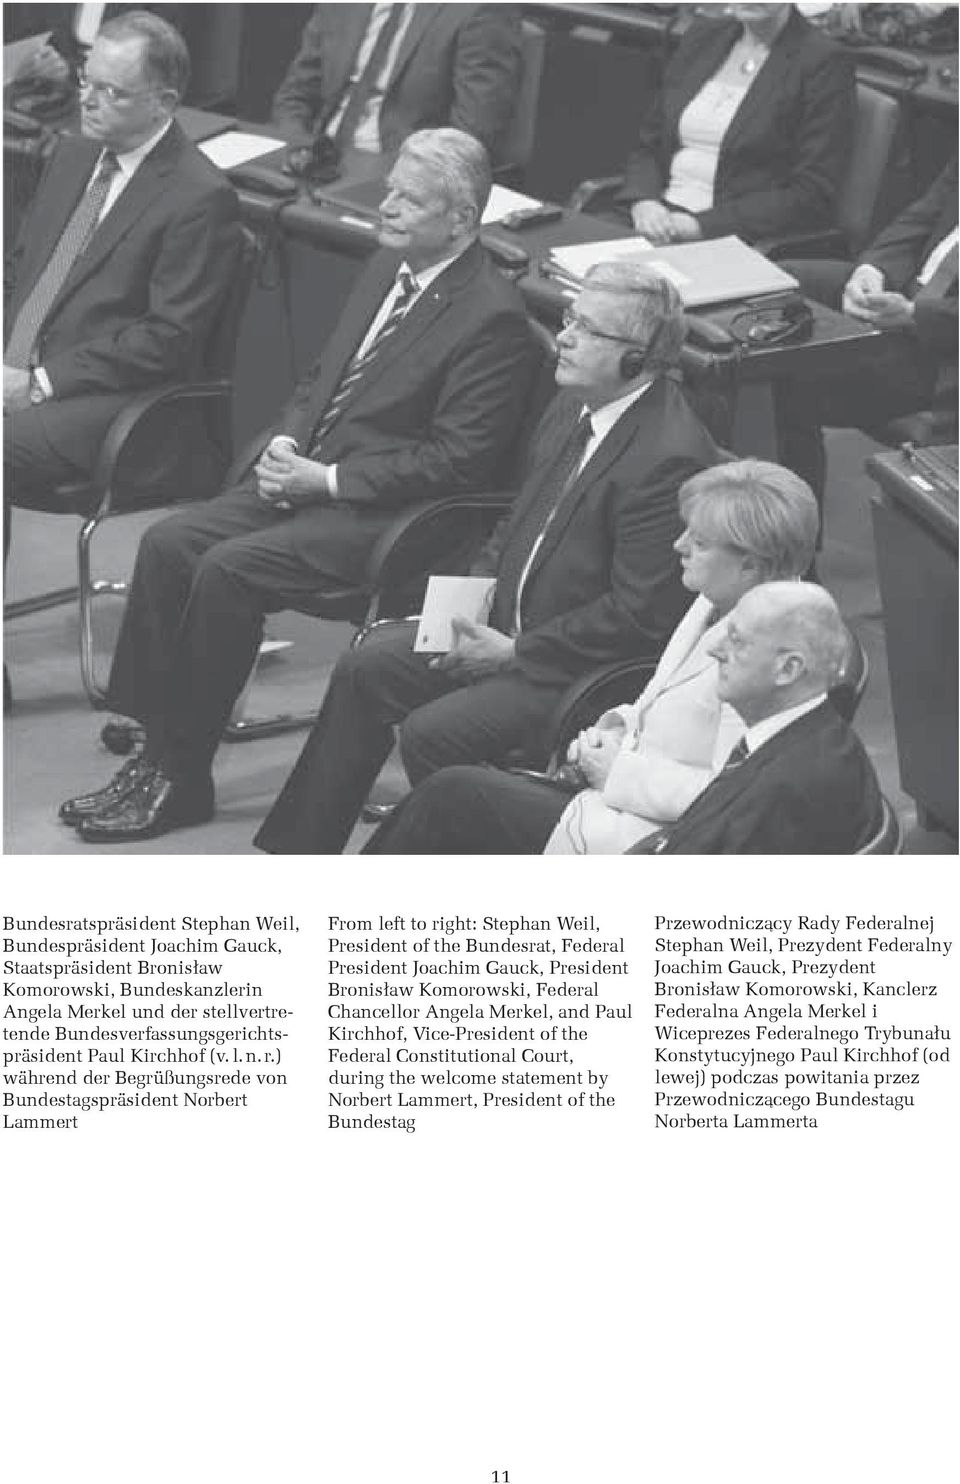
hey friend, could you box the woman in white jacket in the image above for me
[364,459,820,854]
[547,458,819,852]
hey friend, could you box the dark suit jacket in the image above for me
[862,157,958,357]
[630,702,882,854]
[473,378,719,689]
[621,8,854,243]
[263,239,535,582]
[271,3,522,161]
[6,121,241,398]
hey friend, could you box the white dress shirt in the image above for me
[325,3,415,153]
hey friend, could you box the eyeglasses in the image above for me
[78,70,155,105]
[560,308,643,347]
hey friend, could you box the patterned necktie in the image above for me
[329,4,406,148]
[6,150,121,369]
[309,267,419,454]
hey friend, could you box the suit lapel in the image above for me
[43,125,184,324]
[522,381,662,590]
[641,600,718,711]
[719,11,804,159]
[327,5,375,101]
[670,704,830,845]
[664,21,738,143]
[389,4,440,88]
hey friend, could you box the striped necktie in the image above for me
[309,267,419,455]
[6,150,121,370]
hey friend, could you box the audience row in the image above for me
[3,8,956,852]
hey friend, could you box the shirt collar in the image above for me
[583,380,652,443]
[742,693,827,754]
[107,118,173,177]
[401,241,471,295]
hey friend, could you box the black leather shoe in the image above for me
[77,769,214,843]
[59,757,151,826]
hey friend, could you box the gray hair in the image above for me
[750,582,850,688]
[398,128,492,223]
[582,262,687,371]
[678,460,819,579]
[98,10,190,98]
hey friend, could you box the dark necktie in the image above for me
[309,267,420,455]
[330,4,406,149]
[914,239,958,303]
[721,735,750,772]
[493,411,593,634]
[6,150,120,369]
[629,735,752,855]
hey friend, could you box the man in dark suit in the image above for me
[59,126,536,843]
[253,263,720,856]
[4,10,240,515]
[630,583,881,854]
[271,4,522,166]
[775,158,958,500]
[365,583,881,855]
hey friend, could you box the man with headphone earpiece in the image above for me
[255,260,721,855]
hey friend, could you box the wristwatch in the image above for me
[28,370,47,406]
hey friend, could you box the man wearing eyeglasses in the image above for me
[254,262,721,855]
[3,11,240,545]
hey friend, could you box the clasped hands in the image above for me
[630,200,702,246]
[255,437,334,511]
[842,265,915,332]
[429,616,515,681]
[565,716,627,790]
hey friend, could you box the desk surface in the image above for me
[223,149,877,385]
[867,448,959,548]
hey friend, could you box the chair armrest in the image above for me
[363,489,515,593]
[567,175,628,214]
[91,379,232,516]
[757,229,848,263]
[546,656,659,770]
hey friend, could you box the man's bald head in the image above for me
[709,582,849,724]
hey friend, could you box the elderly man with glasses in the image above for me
[254,262,721,855]
[3,10,241,544]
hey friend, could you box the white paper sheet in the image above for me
[414,575,497,652]
[481,183,544,225]
[199,130,286,169]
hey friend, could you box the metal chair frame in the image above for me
[5,226,263,706]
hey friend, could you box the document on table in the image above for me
[199,131,287,170]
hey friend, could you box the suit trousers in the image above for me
[4,392,128,561]
[774,259,935,502]
[253,621,567,855]
[106,478,382,780]
[362,764,572,854]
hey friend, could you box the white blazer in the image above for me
[545,595,744,854]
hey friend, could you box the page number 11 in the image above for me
[492,1473,510,1482]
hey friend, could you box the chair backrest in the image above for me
[829,625,869,723]
[856,795,902,854]
[839,84,901,254]
[204,224,262,379]
[499,20,546,171]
